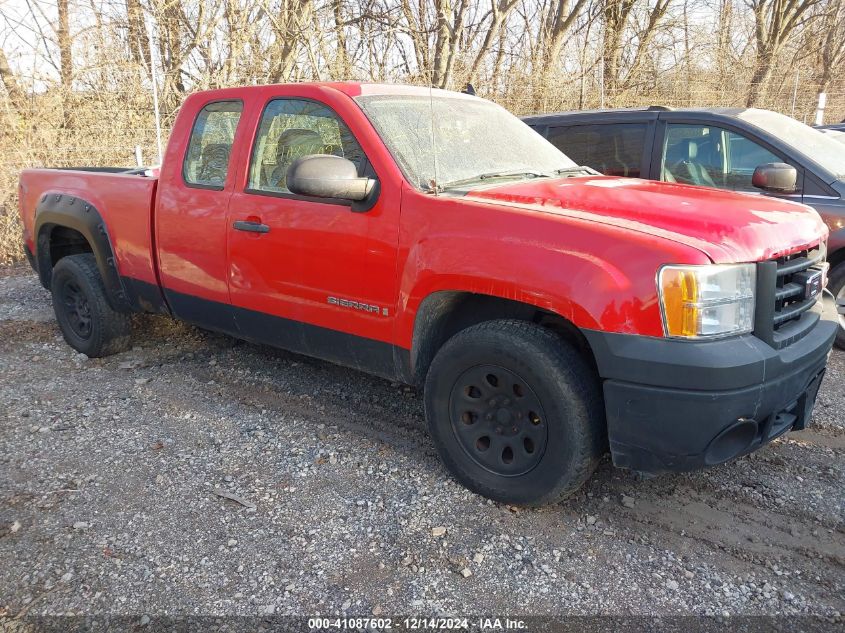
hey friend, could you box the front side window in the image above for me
[248,99,365,194]
[183,101,243,188]
[548,123,646,177]
[662,123,781,192]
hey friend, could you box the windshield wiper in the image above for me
[553,166,599,176]
[434,170,551,192]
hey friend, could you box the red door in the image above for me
[225,95,401,371]
[156,97,246,330]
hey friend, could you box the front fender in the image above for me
[394,227,707,350]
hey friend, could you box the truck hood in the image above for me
[464,176,827,263]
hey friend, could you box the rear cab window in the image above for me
[548,123,648,177]
[183,101,243,189]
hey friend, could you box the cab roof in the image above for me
[190,82,477,101]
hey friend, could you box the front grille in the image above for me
[753,244,825,349]
[773,246,824,325]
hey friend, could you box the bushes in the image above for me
[0,87,168,263]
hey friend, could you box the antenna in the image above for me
[144,11,164,165]
[428,78,439,195]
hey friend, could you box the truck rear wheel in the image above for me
[50,253,131,357]
[424,319,605,506]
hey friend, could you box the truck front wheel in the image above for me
[424,320,605,506]
[50,253,131,358]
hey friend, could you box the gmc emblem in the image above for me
[801,270,823,300]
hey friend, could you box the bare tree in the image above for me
[0,0,844,266]
[602,0,673,101]
[816,0,845,93]
[746,0,822,106]
[431,0,469,87]
[539,0,590,90]
[601,0,634,97]
[265,0,313,82]
[466,0,521,85]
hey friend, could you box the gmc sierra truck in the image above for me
[18,83,838,505]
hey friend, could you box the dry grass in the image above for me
[0,86,169,264]
[0,213,22,266]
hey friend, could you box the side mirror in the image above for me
[286,155,376,202]
[752,163,798,193]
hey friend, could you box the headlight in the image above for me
[658,264,756,339]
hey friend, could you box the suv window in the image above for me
[248,99,365,194]
[548,123,647,177]
[662,123,782,192]
[183,101,243,188]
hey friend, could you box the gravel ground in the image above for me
[0,263,843,621]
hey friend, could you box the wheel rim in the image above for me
[61,279,92,339]
[448,364,549,477]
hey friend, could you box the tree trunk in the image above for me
[0,47,25,106]
[538,0,588,103]
[817,0,845,94]
[57,0,72,87]
[601,0,634,102]
[490,20,507,90]
[622,0,672,91]
[399,0,429,79]
[126,0,150,67]
[431,0,454,87]
[467,0,519,86]
[746,50,774,107]
[268,0,313,83]
[333,0,350,78]
[57,0,73,126]
[441,0,466,89]
[746,0,823,108]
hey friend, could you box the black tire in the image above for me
[50,253,131,357]
[828,262,845,350]
[424,319,605,506]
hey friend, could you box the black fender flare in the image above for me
[34,192,131,312]
[409,291,539,385]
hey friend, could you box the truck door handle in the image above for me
[233,220,270,234]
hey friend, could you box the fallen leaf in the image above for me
[213,488,257,510]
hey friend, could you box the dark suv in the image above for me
[524,107,845,347]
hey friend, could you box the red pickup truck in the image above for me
[18,83,838,505]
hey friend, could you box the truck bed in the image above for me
[19,167,160,297]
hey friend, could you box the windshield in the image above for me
[355,94,578,191]
[735,109,845,180]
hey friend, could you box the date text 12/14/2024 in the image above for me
[308,617,528,630]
